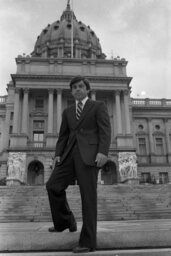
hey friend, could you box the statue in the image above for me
[118,152,138,183]
[7,152,26,185]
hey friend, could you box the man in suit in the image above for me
[46,76,111,253]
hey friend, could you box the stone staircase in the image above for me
[0,184,171,222]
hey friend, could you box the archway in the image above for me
[101,161,117,185]
[27,161,44,185]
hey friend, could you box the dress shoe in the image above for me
[69,220,77,232]
[72,246,95,253]
[48,221,77,232]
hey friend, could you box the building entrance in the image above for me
[101,161,117,185]
[27,161,44,185]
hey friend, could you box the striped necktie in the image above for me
[76,101,83,120]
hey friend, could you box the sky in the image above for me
[0,0,171,98]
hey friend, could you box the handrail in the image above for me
[27,141,46,148]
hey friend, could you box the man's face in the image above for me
[71,80,90,101]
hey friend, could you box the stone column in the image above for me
[13,88,20,134]
[147,118,154,154]
[56,89,62,134]
[58,47,64,58]
[164,118,171,154]
[123,90,131,134]
[3,106,11,149]
[48,89,54,134]
[115,90,122,134]
[21,88,29,134]
[91,90,96,101]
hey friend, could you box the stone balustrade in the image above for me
[132,98,171,107]
[27,141,46,148]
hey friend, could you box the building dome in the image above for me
[31,2,106,59]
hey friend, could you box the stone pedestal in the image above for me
[6,178,22,186]
[46,134,57,148]
[10,134,28,148]
[116,134,134,148]
[123,178,139,185]
[6,152,26,186]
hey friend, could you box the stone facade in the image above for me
[0,2,171,186]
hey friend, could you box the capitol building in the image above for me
[0,1,171,186]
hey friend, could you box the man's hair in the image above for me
[69,76,91,90]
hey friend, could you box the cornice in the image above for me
[15,57,128,66]
[30,111,48,117]
[11,74,132,84]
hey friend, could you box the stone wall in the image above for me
[138,166,171,183]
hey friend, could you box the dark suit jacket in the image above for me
[55,99,111,166]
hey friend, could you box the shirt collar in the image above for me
[76,96,88,108]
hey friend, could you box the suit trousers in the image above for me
[46,143,99,249]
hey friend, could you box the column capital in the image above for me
[15,88,20,94]
[163,118,169,123]
[115,90,121,96]
[48,89,54,94]
[23,88,29,94]
[123,89,129,96]
[147,117,153,122]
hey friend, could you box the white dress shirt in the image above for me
[76,96,89,110]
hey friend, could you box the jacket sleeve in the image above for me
[96,102,111,156]
[55,110,69,157]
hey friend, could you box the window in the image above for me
[80,26,85,31]
[9,126,13,134]
[159,172,169,184]
[35,98,44,109]
[138,138,147,155]
[138,124,144,130]
[33,132,44,148]
[140,172,151,184]
[155,137,164,155]
[155,125,160,130]
[54,25,59,30]
[33,120,44,130]
[67,23,72,29]
[33,132,44,141]
[10,112,14,120]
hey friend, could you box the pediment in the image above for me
[30,111,48,117]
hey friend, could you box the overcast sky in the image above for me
[0,0,171,98]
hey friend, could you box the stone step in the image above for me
[0,184,171,222]
[1,220,171,252]
[1,248,171,256]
